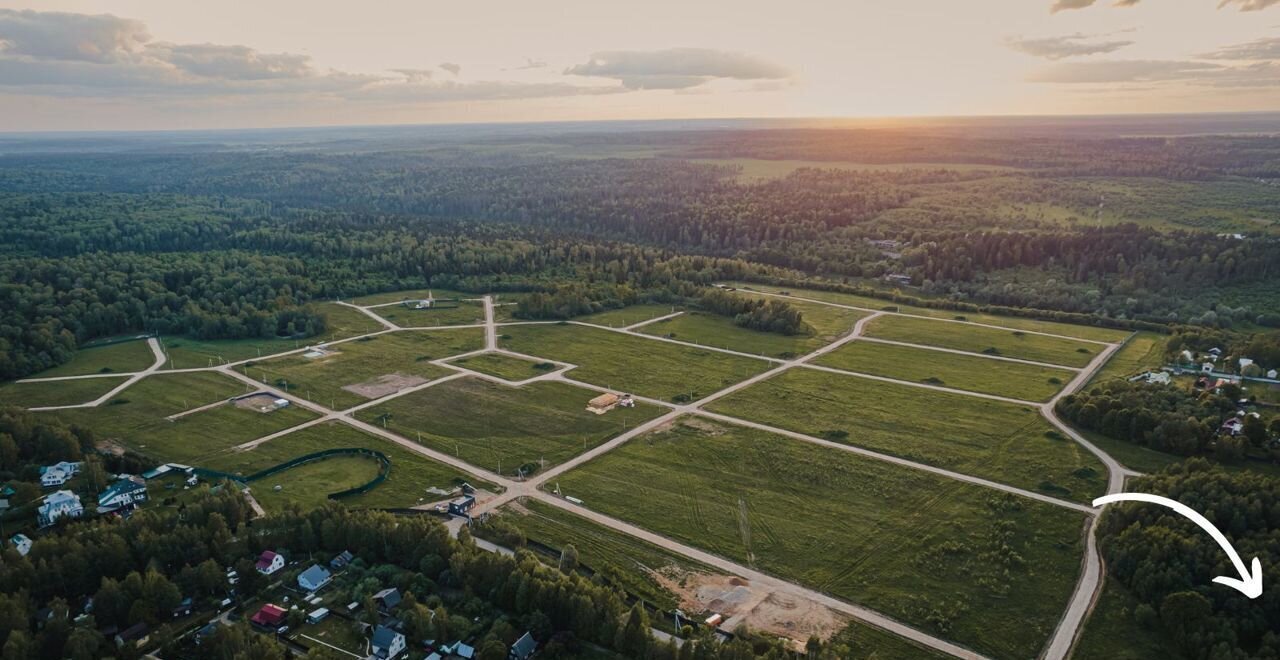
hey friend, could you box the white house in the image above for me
[255,550,285,575]
[1129,371,1171,386]
[9,533,32,557]
[39,461,82,488]
[369,625,406,660]
[1202,362,1215,373]
[37,490,84,527]
[1240,358,1255,370]
[98,476,148,512]
[1268,369,1278,380]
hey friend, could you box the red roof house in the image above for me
[250,603,287,627]
[255,550,285,575]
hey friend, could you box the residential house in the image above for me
[509,632,537,660]
[1129,371,1171,386]
[446,642,476,659]
[39,461,82,488]
[448,495,476,517]
[98,476,147,513]
[1221,417,1245,436]
[370,625,407,660]
[1202,362,1215,373]
[172,597,193,618]
[373,587,402,613]
[9,533,32,557]
[115,622,149,647]
[37,490,84,527]
[297,564,333,592]
[330,550,354,570]
[255,550,285,575]
[307,608,330,624]
[0,483,15,510]
[250,603,287,628]
[1240,358,1255,370]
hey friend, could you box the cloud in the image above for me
[1049,0,1097,12]
[1051,0,1278,9]
[0,9,148,62]
[390,68,433,83]
[1005,33,1134,59]
[512,58,547,70]
[1029,59,1223,83]
[1199,36,1280,60]
[565,48,789,90]
[439,62,461,76]
[147,43,313,80]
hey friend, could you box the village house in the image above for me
[297,564,333,592]
[1129,371,1171,386]
[37,490,83,527]
[250,603,287,629]
[8,533,32,557]
[39,460,82,488]
[330,550,355,570]
[98,475,147,513]
[373,587,402,613]
[255,550,286,575]
[1202,362,1215,373]
[115,622,149,647]
[369,624,407,660]
[508,632,537,660]
[1269,369,1279,380]
[1220,417,1245,436]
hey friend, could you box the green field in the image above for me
[706,368,1106,502]
[0,376,128,408]
[638,310,861,358]
[813,340,1073,402]
[864,315,1098,367]
[1074,580,1176,660]
[199,421,485,510]
[554,417,1087,660]
[356,377,664,476]
[726,282,1130,342]
[29,339,155,378]
[575,304,683,328]
[350,287,478,306]
[448,352,553,381]
[160,302,383,369]
[500,323,771,402]
[373,300,486,327]
[246,329,482,409]
[1088,331,1164,386]
[41,372,316,463]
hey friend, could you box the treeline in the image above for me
[699,289,810,335]
[1097,460,1280,659]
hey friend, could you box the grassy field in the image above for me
[41,372,316,464]
[356,377,665,477]
[725,282,1130,343]
[1073,580,1176,660]
[575,304,683,328]
[199,421,486,510]
[448,352,553,381]
[554,417,1087,660]
[864,315,1098,367]
[812,340,1073,402]
[160,302,384,369]
[350,287,478,306]
[706,368,1106,502]
[245,329,482,409]
[373,300,486,327]
[30,339,154,378]
[500,324,772,402]
[0,376,128,408]
[637,310,860,359]
[1088,331,1165,386]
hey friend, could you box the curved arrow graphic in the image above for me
[1094,493,1263,599]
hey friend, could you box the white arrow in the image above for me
[1094,493,1263,599]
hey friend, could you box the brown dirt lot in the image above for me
[341,373,429,399]
[652,570,847,644]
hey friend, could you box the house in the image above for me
[297,564,333,592]
[9,533,32,557]
[115,622,149,647]
[1268,369,1279,380]
[330,550,354,570]
[172,597,193,618]
[370,625,407,660]
[37,490,84,527]
[250,603,287,628]
[587,392,620,414]
[1129,371,1171,386]
[509,632,537,660]
[373,587,402,613]
[448,495,476,517]
[255,550,285,575]
[441,642,475,659]
[307,607,330,624]
[1209,347,1223,357]
[98,476,148,512]
[883,273,913,286]
[1202,362,1216,373]
[1221,417,1245,436]
[1240,358,1255,370]
[0,483,15,510]
[39,462,82,488]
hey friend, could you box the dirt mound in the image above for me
[342,373,429,399]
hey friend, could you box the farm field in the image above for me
[638,310,857,358]
[245,329,481,409]
[160,302,384,369]
[812,340,1073,402]
[355,377,665,476]
[1088,331,1165,385]
[500,323,772,402]
[724,282,1130,342]
[864,314,1098,367]
[373,300,486,327]
[575,304,683,328]
[0,375,128,408]
[40,372,317,464]
[29,338,155,378]
[199,422,485,510]
[447,352,553,381]
[552,417,1087,660]
[706,368,1106,502]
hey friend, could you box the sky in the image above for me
[0,0,1277,131]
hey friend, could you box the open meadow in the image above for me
[552,417,1087,660]
[499,323,772,402]
[864,314,1099,367]
[636,309,864,358]
[706,368,1106,502]
[0,375,128,408]
[575,304,684,328]
[355,377,664,476]
[812,340,1073,402]
[30,338,155,378]
[447,352,555,381]
[1087,331,1165,386]
[372,299,486,327]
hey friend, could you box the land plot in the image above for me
[373,299,486,327]
[500,323,771,402]
[864,314,1098,367]
[30,339,155,378]
[813,340,1073,402]
[356,377,664,477]
[160,302,383,369]
[575,304,683,328]
[638,310,861,359]
[448,352,554,381]
[0,376,128,408]
[554,417,1087,660]
[706,368,1106,502]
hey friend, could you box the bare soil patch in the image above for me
[651,569,846,644]
[342,373,429,399]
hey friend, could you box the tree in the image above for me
[558,544,579,574]
[614,604,650,658]
[477,639,508,660]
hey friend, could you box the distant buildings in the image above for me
[98,475,148,513]
[297,564,333,592]
[255,550,285,575]
[1129,371,1171,386]
[37,490,83,527]
[39,461,82,488]
[370,625,407,659]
